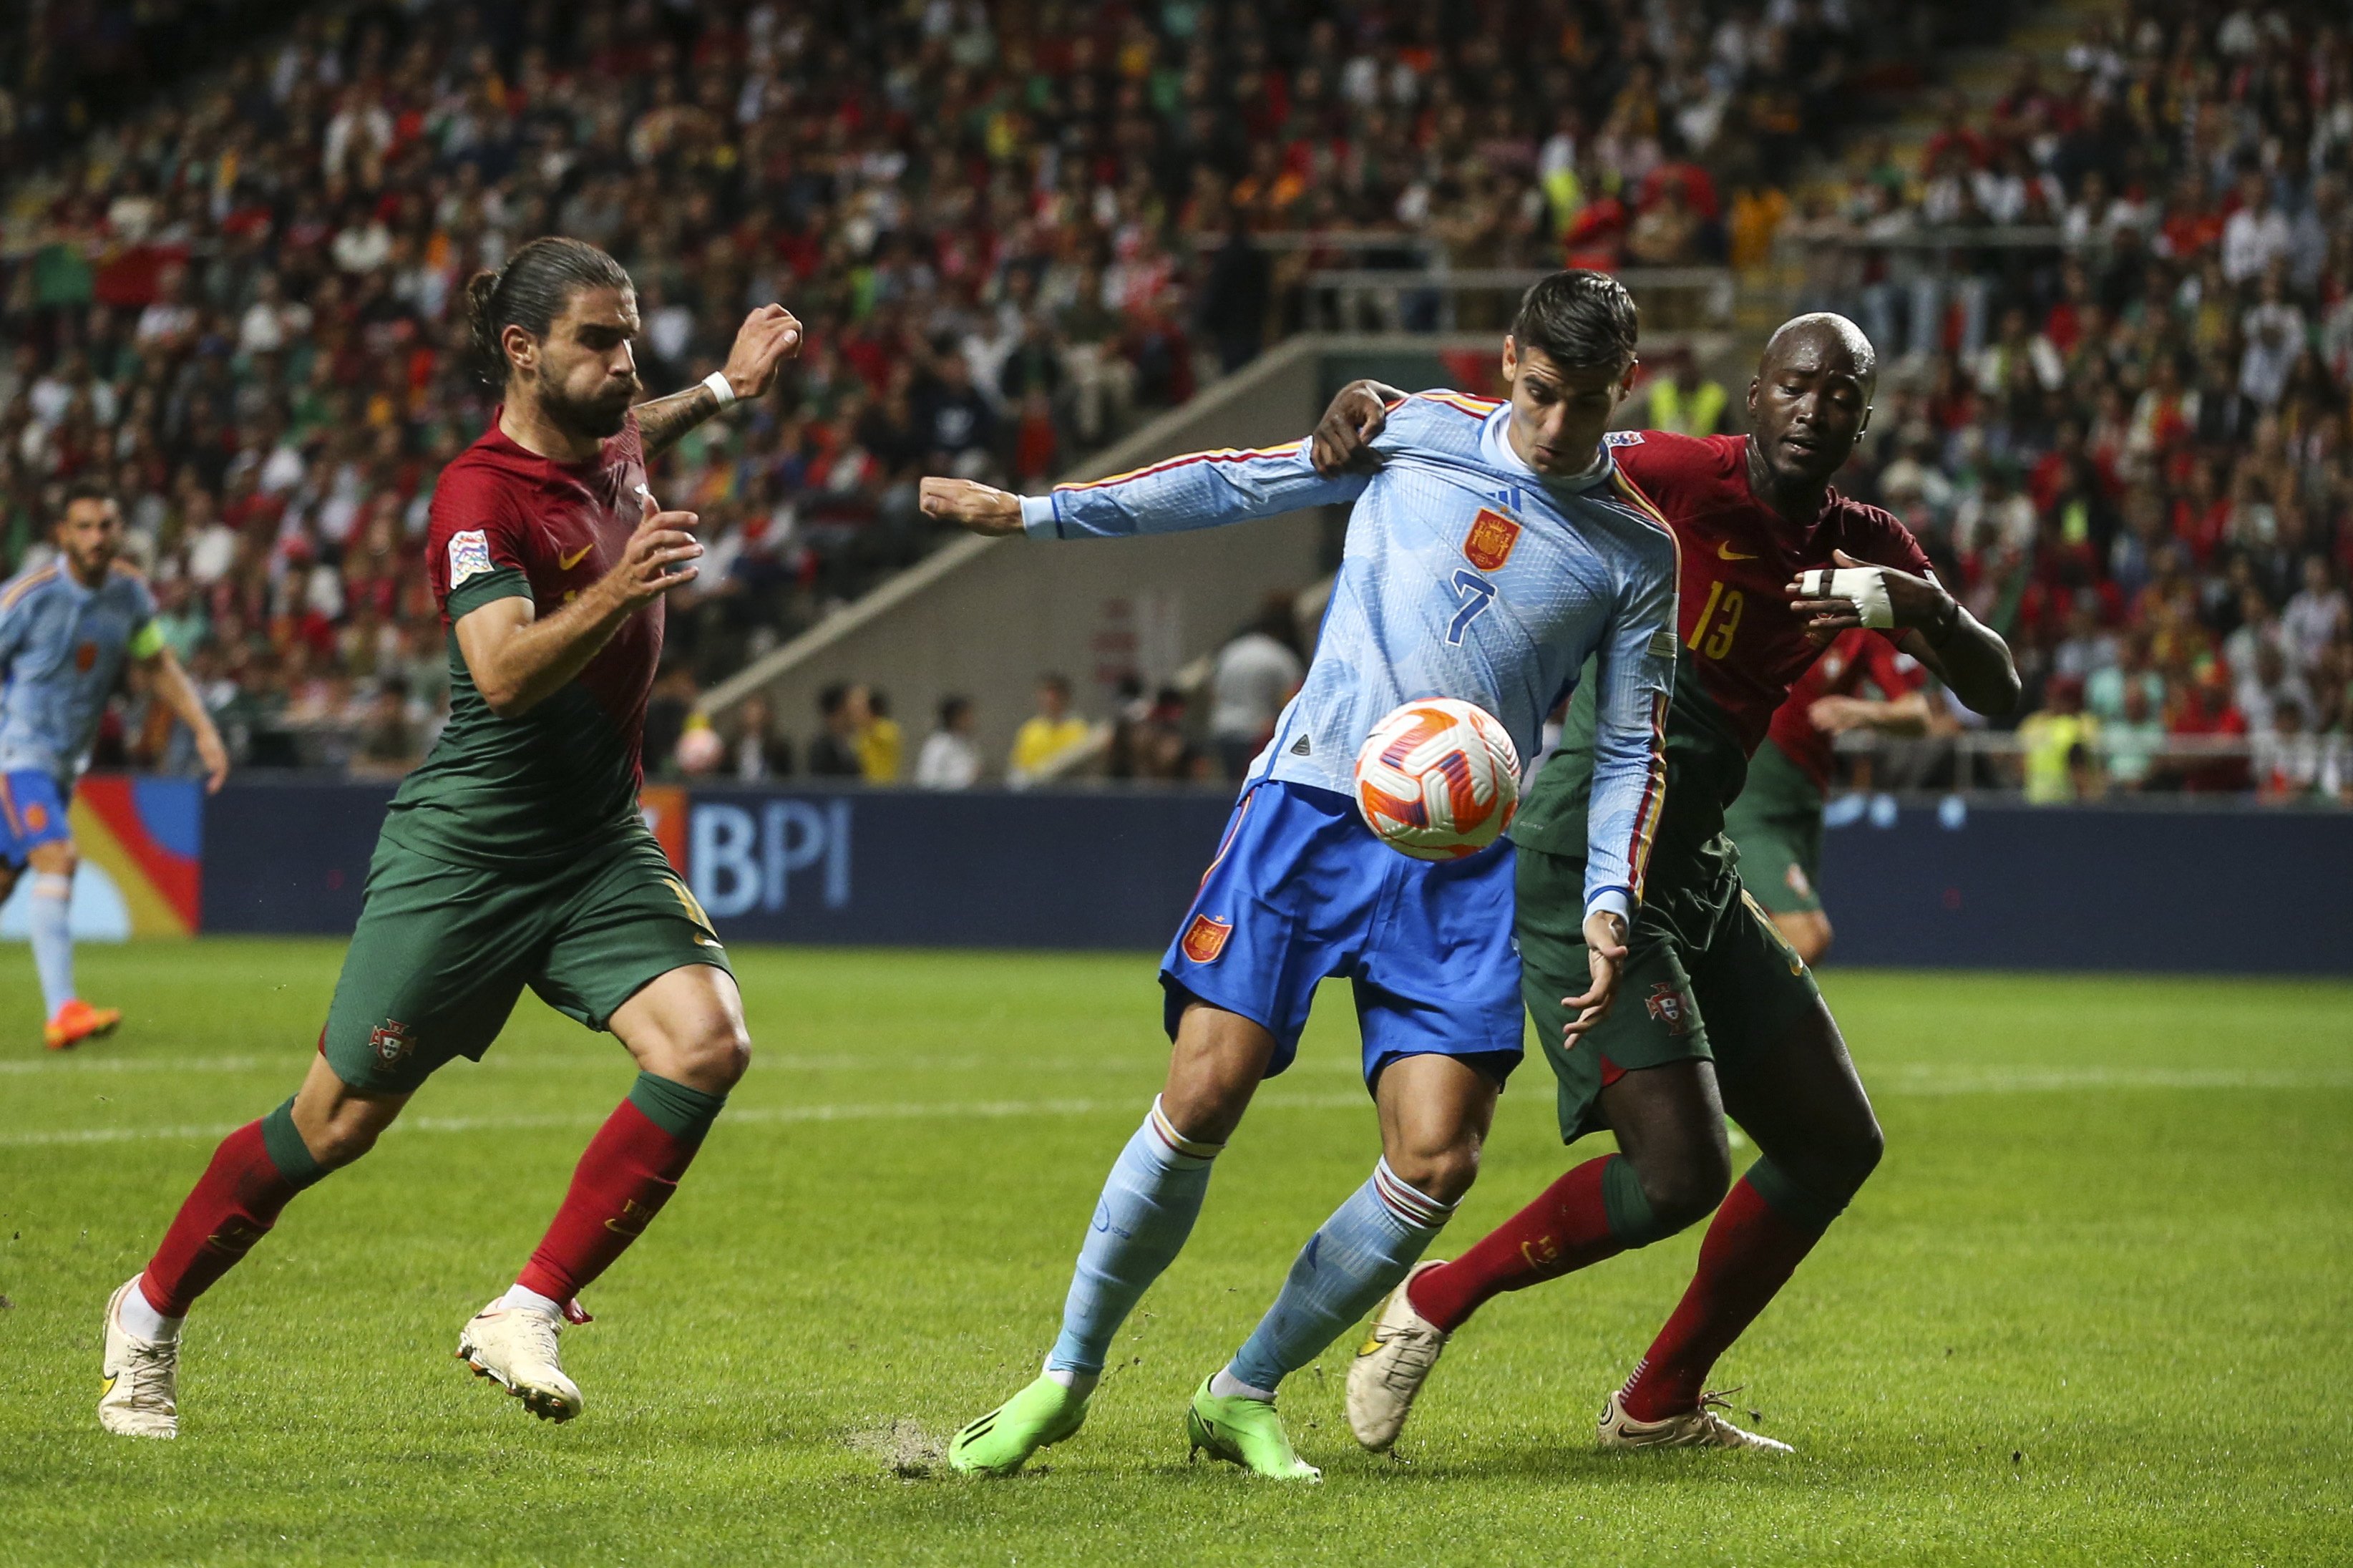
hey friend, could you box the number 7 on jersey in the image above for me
[1446,569,1499,646]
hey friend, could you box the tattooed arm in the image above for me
[636,303,805,460]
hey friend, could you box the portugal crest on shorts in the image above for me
[1463,507,1521,571]
[1180,914,1232,964]
[1645,982,1690,1036]
[369,1018,414,1068]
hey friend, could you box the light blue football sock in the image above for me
[29,872,75,1018]
[1222,1157,1456,1397]
[1045,1096,1223,1378]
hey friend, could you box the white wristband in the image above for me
[699,370,738,409]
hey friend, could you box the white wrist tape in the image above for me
[700,370,738,408]
[1798,565,1895,628]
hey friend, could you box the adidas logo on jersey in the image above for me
[1291,735,1312,756]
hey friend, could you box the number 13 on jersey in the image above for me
[1687,580,1743,659]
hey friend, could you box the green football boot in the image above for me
[1185,1374,1322,1481]
[947,1373,1090,1476]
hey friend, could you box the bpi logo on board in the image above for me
[688,799,854,917]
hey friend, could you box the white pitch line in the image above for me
[0,1091,1375,1149]
[5,1066,2347,1151]
[1869,1066,2353,1094]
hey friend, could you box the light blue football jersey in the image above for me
[1020,389,1680,920]
[0,560,161,779]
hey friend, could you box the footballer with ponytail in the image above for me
[97,245,806,1441]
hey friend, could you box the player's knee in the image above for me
[304,1109,387,1169]
[1636,1144,1732,1234]
[675,1020,751,1093]
[1836,1115,1885,1192]
[1385,1136,1482,1207]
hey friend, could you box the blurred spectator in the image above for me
[1111,680,1203,781]
[641,666,698,779]
[807,683,863,780]
[915,696,981,791]
[852,686,903,785]
[2103,676,2166,792]
[727,694,796,782]
[1207,595,1305,779]
[2284,557,2348,671]
[1645,352,1728,437]
[1009,673,1091,786]
[349,679,421,779]
[676,719,726,778]
[2018,676,2100,803]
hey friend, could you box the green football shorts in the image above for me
[320,822,731,1094]
[1517,834,1821,1144]
[1720,738,1826,917]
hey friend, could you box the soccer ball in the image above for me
[1352,698,1522,861]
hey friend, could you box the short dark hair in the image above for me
[59,477,118,513]
[818,682,848,716]
[940,694,971,726]
[1511,270,1639,372]
[1040,673,1071,699]
[462,236,633,389]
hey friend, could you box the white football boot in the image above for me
[98,1278,180,1439]
[1595,1388,1792,1453]
[457,1300,583,1422]
[1347,1259,1451,1451]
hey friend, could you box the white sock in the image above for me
[1041,1360,1100,1398]
[118,1277,183,1343]
[29,873,75,1018]
[497,1283,565,1318]
[1209,1367,1276,1403]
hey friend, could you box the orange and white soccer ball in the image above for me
[1352,698,1523,861]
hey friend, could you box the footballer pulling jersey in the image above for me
[0,560,162,780]
[1515,430,1935,860]
[381,410,662,870]
[1024,390,1679,918]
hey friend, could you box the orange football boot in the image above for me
[45,998,122,1051]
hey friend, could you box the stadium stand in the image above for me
[5,0,2345,802]
[1777,0,2352,799]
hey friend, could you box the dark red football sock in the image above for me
[515,1099,704,1303]
[1408,1156,1627,1332]
[1619,1173,1825,1421]
[140,1116,313,1317]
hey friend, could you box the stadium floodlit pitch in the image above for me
[3,942,2349,1565]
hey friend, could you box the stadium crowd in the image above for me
[0,0,1983,781]
[1799,0,2353,800]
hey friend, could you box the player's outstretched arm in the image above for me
[634,305,804,458]
[1786,549,2021,717]
[925,439,1370,544]
[918,478,1024,535]
[139,643,230,792]
[459,491,701,719]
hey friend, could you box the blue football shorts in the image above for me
[0,769,71,868]
[1159,779,1524,1089]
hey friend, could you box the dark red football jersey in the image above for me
[1765,628,1924,792]
[385,409,663,868]
[424,409,661,754]
[1609,430,1934,758]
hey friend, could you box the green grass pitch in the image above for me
[2,940,2349,1564]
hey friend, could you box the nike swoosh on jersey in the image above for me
[1717,541,1758,561]
[558,545,593,570]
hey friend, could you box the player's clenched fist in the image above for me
[721,303,804,401]
[920,477,1025,535]
[605,488,703,608]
